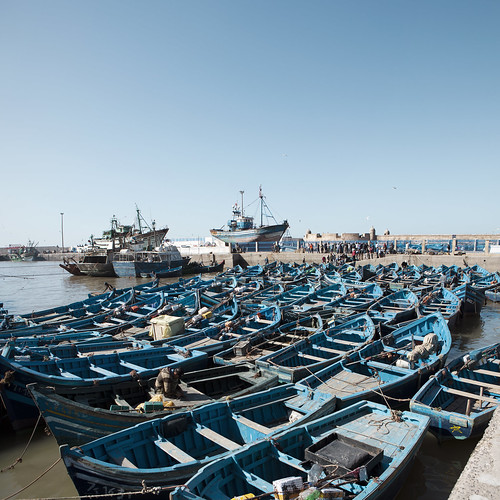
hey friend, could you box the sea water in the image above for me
[0,261,499,500]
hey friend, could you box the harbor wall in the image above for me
[228,252,500,273]
[30,251,500,273]
[448,408,500,500]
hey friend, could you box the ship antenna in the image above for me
[240,190,245,217]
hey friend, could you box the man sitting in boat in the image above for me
[155,367,185,399]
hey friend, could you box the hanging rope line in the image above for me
[1,413,43,473]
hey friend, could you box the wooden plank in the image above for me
[89,365,119,377]
[444,387,499,405]
[332,338,360,346]
[233,415,272,434]
[313,345,345,355]
[114,395,133,409]
[475,368,500,378]
[108,450,137,468]
[196,427,240,451]
[266,340,290,347]
[298,352,325,362]
[155,439,195,463]
[453,376,500,393]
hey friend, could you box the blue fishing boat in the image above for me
[240,282,285,308]
[27,363,279,446]
[0,290,165,339]
[0,342,207,431]
[1,287,137,332]
[418,286,462,328]
[13,337,152,360]
[255,313,376,383]
[183,260,225,275]
[485,289,500,302]
[297,313,452,410]
[367,288,419,325]
[410,342,500,441]
[60,382,336,498]
[213,314,323,367]
[261,283,315,309]
[282,282,348,319]
[320,283,384,322]
[210,187,289,244]
[452,283,485,315]
[170,400,430,500]
[140,265,183,278]
[2,288,118,329]
[161,305,281,355]
[0,329,114,349]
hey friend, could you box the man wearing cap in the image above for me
[155,367,185,399]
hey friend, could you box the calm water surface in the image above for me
[0,261,499,500]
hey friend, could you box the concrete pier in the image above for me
[449,409,500,500]
[36,250,500,273]
[227,251,500,273]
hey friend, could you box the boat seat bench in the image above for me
[366,360,409,374]
[333,338,361,346]
[114,395,134,410]
[107,450,138,469]
[89,365,120,377]
[233,414,272,434]
[313,345,346,355]
[154,439,195,463]
[474,368,500,378]
[196,426,240,451]
[451,375,500,394]
[442,387,499,405]
[236,396,292,413]
[120,361,146,372]
[298,352,326,363]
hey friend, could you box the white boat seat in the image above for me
[154,439,195,463]
[196,426,240,450]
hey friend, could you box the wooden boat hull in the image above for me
[77,262,117,277]
[170,400,430,500]
[210,222,289,244]
[410,342,500,441]
[453,283,485,315]
[297,313,451,410]
[255,313,376,383]
[60,383,336,498]
[27,364,279,446]
[113,258,190,278]
[0,344,207,431]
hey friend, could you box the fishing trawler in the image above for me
[60,208,169,277]
[210,187,289,244]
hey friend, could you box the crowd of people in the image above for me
[301,241,394,260]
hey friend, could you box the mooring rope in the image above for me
[1,413,43,473]
[1,458,61,500]
[3,476,184,500]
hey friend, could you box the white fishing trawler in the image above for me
[210,187,289,244]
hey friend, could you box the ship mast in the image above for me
[136,206,143,234]
[240,191,245,217]
[259,185,263,227]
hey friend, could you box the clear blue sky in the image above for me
[1,1,499,247]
